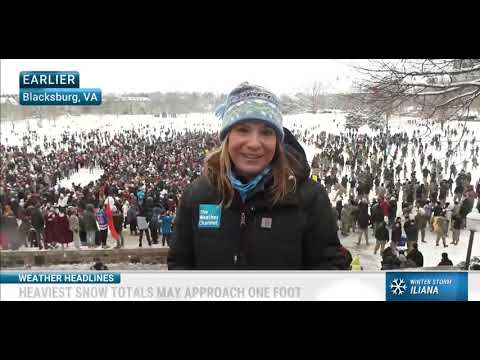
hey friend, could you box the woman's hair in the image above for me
[203,134,299,208]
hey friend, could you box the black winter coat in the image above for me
[381,254,401,270]
[30,208,44,229]
[404,220,418,241]
[127,206,138,224]
[358,203,370,229]
[372,205,384,224]
[112,213,123,232]
[407,249,423,267]
[168,128,351,270]
[82,208,97,232]
[459,198,474,218]
[433,206,443,217]
[389,204,397,218]
[143,197,154,222]
[141,203,153,222]
[438,259,453,266]
[452,214,463,230]
[375,226,389,242]
[391,222,402,243]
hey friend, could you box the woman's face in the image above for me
[228,122,277,180]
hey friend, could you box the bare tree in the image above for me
[305,81,325,113]
[351,59,480,123]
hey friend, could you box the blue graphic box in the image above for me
[386,272,468,301]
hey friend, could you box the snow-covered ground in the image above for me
[1,111,479,270]
[58,167,104,188]
[19,262,168,271]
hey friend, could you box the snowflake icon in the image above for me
[390,278,407,295]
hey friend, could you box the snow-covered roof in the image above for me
[118,97,151,102]
[0,96,18,105]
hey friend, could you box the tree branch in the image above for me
[403,80,480,89]
[355,61,480,77]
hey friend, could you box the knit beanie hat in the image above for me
[215,82,284,142]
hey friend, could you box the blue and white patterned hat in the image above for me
[216,82,284,142]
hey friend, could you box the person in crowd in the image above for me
[137,204,151,247]
[67,206,80,249]
[83,204,98,248]
[434,210,449,248]
[404,213,418,251]
[406,242,423,267]
[415,207,428,243]
[374,220,389,256]
[357,199,370,245]
[438,252,453,266]
[112,205,124,249]
[0,205,20,250]
[95,203,109,249]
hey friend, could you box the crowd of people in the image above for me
[0,124,220,250]
[1,114,479,270]
[302,120,480,269]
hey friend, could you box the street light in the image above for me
[465,198,480,270]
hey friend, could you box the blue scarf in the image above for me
[228,165,272,203]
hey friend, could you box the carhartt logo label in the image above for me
[261,217,272,229]
[198,204,221,229]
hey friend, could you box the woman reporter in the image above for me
[168,82,350,270]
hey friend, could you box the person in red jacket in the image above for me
[379,196,390,217]
[44,206,58,249]
[55,208,73,249]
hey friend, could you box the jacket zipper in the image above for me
[234,207,248,266]
[240,210,247,227]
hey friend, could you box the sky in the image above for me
[0,59,364,96]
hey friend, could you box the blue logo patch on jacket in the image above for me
[198,204,222,228]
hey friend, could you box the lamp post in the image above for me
[465,198,480,270]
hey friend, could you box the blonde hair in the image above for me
[203,135,299,208]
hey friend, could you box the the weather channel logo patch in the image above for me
[386,272,468,301]
[19,71,101,106]
[198,204,222,228]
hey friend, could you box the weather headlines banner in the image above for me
[1,272,120,284]
[19,71,101,105]
[0,272,478,301]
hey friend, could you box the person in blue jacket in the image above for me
[137,188,145,207]
[160,210,174,247]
